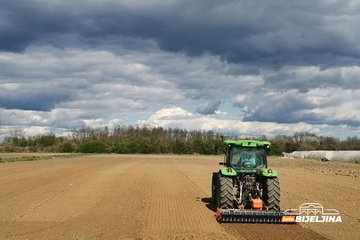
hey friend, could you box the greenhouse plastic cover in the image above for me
[288,151,360,162]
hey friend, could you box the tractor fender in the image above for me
[219,167,237,177]
[262,168,278,177]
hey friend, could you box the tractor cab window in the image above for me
[229,147,266,169]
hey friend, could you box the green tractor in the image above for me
[212,139,297,223]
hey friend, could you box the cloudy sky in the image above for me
[1,0,360,141]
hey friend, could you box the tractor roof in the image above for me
[224,139,271,147]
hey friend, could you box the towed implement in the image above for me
[212,138,298,223]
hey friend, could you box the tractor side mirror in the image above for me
[266,145,270,154]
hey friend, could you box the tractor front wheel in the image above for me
[216,174,234,209]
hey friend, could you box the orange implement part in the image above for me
[251,199,263,210]
[215,208,222,222]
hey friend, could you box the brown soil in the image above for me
[0,155,359,240]
[0,153,72,158]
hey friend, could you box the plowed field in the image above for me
[0,154,359,240]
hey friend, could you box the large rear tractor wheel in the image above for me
[211,172,218,204]
[216,174,234,209]
[264,177,280,211]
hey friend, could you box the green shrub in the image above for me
[80,140,108,153]
[60,141,75,153]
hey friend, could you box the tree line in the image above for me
[1,125,360,155]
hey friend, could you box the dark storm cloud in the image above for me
[235,91,317,123]
[243,106,326,124]
[1,0,359,68]
[233,84,360,127]
[0,32,35,53]
[195,99,222,115]
[261,67,341,93]
[0,90,72,111]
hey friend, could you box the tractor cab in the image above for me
[220,140,270,170]
[228,146,267,169]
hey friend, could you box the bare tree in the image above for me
[8,127,25,140]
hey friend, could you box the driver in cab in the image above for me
[240,152,256,168]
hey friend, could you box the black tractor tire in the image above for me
[211,172,218,204]
[264,177,280,211]
[216,174,234,209]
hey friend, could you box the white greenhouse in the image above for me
[288,150,360,162]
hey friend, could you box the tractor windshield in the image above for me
[229,147,267,169]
